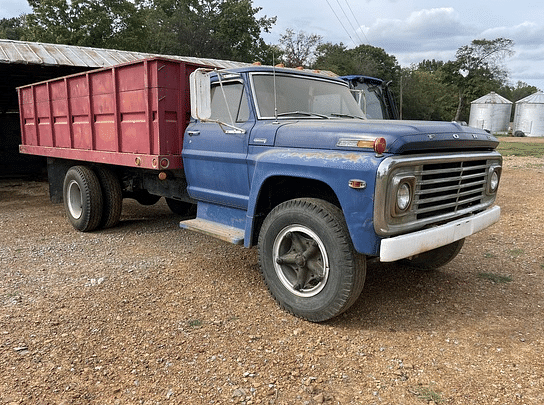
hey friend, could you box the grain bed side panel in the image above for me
[18,57,210,170]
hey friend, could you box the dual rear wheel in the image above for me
[63,166,122,232]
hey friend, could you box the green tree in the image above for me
[216,0,276,62]
[0,16,26,40]
[314,42,399,81]
[278,28,322,68]
[417,59,444,73]
[139,0,276,62]
[441,38,514,121]
[314,42,356,75]
[23,0,146,50]
[21,0,276,62]
[499,81,539,103]
[349,44,400,82]
[400,67,457,120]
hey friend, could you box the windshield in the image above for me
[350,82,386,119]
[251,73,366,120]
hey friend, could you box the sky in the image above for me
[2,0,543,91]
[251,0,544,91]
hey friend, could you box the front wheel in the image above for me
[258,198,366,322]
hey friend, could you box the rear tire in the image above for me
[63,166,103,232]
[400,239,465,270]
[258,198,366,322]
[94,167,122,229]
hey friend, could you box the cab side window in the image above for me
[210,82,250,123]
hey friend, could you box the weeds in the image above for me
[508,248,525,257]
[484,252,497,259]
[477,272,513,284]
[412,385,444,403]
[188,319,202,328]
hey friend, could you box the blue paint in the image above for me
[182,67,500,258]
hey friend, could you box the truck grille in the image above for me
[374,152,502,236]
[415,160,488,220]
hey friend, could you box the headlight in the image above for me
[487,166,502,194]
[490,171,499,191]
[396,182,412,212]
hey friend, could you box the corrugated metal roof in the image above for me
[471,91,512,105]
[0,39,337,76]
[0,39,253,70]
[516,91,544,104]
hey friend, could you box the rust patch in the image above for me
[285,151,368,163]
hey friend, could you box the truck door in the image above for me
[183,79,254,210]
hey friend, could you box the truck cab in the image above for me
[183,66,501,321]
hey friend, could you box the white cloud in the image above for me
[482,22,544,47]
[363,8,476,54]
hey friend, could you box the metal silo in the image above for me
[469,92,512,134]
[513,91,544,137]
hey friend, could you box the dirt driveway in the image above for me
[1,155,543,405]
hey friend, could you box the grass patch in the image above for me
[188,319,202,328]
[412,385,444,403]
[497,141,544,157]
[477,272,513,284]
[508,248,525,257]
[484,252,497,259]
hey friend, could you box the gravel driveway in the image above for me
[1,155,543,404]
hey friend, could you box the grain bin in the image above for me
[468,92,512,134]
[513,91,544,137]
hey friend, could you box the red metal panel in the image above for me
[18,57,212,170]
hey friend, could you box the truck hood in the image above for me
[272,119,499,154]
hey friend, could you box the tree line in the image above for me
[1,0,539,121]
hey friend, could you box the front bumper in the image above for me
[379,205,500,262]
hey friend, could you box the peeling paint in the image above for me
[284,150,372,163]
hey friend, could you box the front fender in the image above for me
[245,147,385,255]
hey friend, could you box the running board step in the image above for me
[179,218,244,245]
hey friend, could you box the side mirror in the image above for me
[190,69,212,121]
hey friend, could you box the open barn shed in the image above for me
[0,39,251,177]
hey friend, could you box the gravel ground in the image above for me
[1,154,543,405]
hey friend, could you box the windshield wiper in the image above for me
[330,113,366,120]
[276,111,329,119]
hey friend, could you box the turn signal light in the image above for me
[373,137,386,154]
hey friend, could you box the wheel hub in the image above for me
[272,225,329,297]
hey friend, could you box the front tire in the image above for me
[63,166,103,232]
[258,198,366,322]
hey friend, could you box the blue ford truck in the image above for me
[19,58,502,322]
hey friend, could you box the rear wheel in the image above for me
[94,167,122,229]
[258,198,366,322]
[400,239,465,270]
[63,166,103,232]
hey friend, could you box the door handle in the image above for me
[187,130,200,136]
